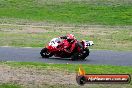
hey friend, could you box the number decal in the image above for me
[51,41,55,44]
[86,43,89,46]
[49,38,59,47]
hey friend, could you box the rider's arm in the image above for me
[76,41,83,53]
[59,36,67,39]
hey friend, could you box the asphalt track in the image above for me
[0,47,132,66]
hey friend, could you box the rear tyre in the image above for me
[40,48,53,58]
[71,53,79,61]
[81,48,89,60]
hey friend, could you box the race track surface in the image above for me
[0,47,132,66]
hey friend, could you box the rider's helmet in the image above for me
[67,34,75,43]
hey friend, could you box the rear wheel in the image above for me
[81,48,89,60]
[40,48,53,58]
[71,53,79,61]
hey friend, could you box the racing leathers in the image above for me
[59,35,83,54]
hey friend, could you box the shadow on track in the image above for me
[40,56,89,62]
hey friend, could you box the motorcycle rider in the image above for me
[59,34,83,54]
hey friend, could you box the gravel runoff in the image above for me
[0,64,79,88]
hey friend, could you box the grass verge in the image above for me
[0,84,22,88]
[0,0,132,25]
[0,24,131,51]
[2,61,132,74]
[0,61,132,88]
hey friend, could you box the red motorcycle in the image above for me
[40,37,94,60]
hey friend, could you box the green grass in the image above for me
[0,24,131,51]
[0,84,22,88]
[0,0,132,25]
[0,0,132,50]
[3,61,132,74]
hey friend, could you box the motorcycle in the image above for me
[40,37,94,60]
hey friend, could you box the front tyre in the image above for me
[40,48,53,58]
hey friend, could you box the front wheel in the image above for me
[40,48,53,58]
